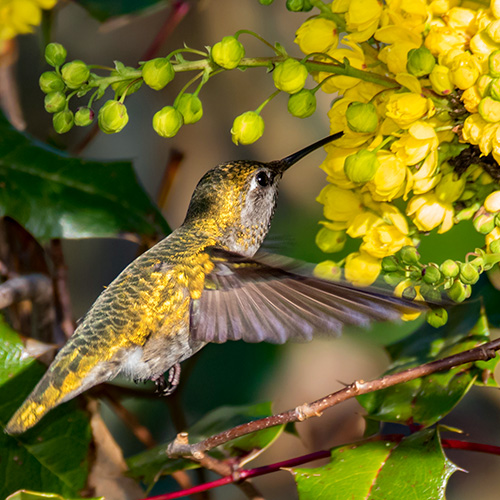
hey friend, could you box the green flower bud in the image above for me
[344,149,379,183]
[383,272,403,287]
[259,0,274,4]
[459,262,479,285]
[489,238,500,253]
[153,106,184,138]
[479,96,500,122]
[473,212,495,234]
[44,91,66,113]
[74,107,94,127]
[406,47,436,77]
[286,0,313,11]
[211,36,245,70]
[490,78,500,101]
[447,279,468,302]
[98,100,129,134]
[273,58,308,94]
[489,49,500,78]
[142,58,175,91]
[426,308,448,328]
[61,60,90,89]
[399,245,420,265]
[53,110,74,134]
[231,111,265,145]
[287,89,316,118]
[440,259,460,278]
[381,255,399,272]
[175,93,203,124]
[39,71,65,93]
[495,213,500,227]
[315,227,346,253]
[402,286,417,301]
[345,102,378,133]
[422,265,441,285]
[44,43,67,68]
[419,283,441,302]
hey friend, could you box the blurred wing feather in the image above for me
[190,247,424,344]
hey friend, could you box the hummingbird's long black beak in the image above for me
[271,132,343,173]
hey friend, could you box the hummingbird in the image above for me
[5,133,420,434]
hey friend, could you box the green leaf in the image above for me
[0,325,92,499]
[358,302,498,427]
[126,402,284,487]
[292,428,458,500]
[73,0,170,22]
[0,111,169,242]
[6,490,103,500]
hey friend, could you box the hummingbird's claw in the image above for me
[153,362,181,396]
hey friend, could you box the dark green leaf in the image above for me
[0,111,169,242]
[126,402,284,486]
[73,0,170,22]
[0,325,92,499]
[292,428,458,500]
[358,302,498,426]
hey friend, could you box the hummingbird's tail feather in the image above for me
[5,349,117,434]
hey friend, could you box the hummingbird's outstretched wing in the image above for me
[190,247,425,344]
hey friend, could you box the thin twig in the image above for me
[168,338,500,457]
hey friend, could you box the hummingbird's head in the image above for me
[183,133,342,256]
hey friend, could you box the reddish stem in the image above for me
[140,438,500,500]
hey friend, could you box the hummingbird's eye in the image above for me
[256,171,271,187]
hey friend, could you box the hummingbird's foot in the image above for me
[153,363,181,396]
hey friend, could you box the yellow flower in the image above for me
[320,146,357,189]
[424,26,468,56]
[429,64,454,95]
[366,151,407,201]
[346,211,382,238]
[444,7,477,33]
[391,122,438,165]
[345,0,382,42]
[428,0,460,16]
[407,193,454,233]
[0,0,56,40]
[485,190,500,212]
[379,0,428,32]
[411,150,441,194]
[295,17,338,55]
[319,38,365,93]
[361,224,413,258]
[317,184,363,225]
[380,203,410,234]
[462,113,488,146]
[461,86,482,113]
[470,29,500,61]
[345,251,381,286]
[448,52,481,90]
[385,92,433,128]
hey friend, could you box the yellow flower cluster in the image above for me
[296,0,500,287]
[0,0,56,41]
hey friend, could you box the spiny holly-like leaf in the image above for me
[0,322,92,499]
[73,0,170,22]
[358,301,498,427]
[126,402,284,487]
[0,111,169,242]
[292,428,458,500]
[6,490,103,500]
